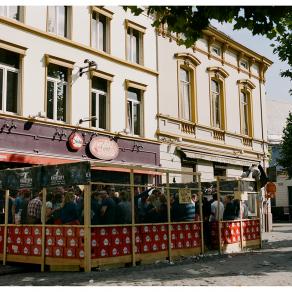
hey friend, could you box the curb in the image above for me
[0,266,26,276]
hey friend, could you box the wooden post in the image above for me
[166,171,172,262]
[257,181,263,249]
[238,180,243,251]
[41,187,47,272]
[83,184,91,272]
[217,176,222,254]
[130,169,136,267]
[198,173,204,254]
[3,190,9,266]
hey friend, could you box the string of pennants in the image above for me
[0,161,91,190]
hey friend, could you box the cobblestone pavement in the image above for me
[1,223,292,286]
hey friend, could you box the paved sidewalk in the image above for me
[0,223,292,286]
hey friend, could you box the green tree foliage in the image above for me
[124,6,292,92]
[278,112,292,178]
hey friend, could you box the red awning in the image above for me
[0,152,77,165]
[0,152,162,175]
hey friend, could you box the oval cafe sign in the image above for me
[89,137,119,160]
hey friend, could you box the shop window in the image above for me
[0,6,23,21]
[91,7,112,53]
[47,6,71,38]
[288,186,292,206]
[0,48,20,114]
[46,63,69,122]
[181,161,197,183]
[213,163,226,177]
[125,20,145,65]
[91,76,109,130]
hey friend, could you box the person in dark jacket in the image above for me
[116,191,132,224]
[60,191,79,225]
[100,190,116,225]
[91,190,102,225]
[223,195,236,220]
[157,194,168,222]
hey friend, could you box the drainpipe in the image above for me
[155,30,160,142]
[259,73,269,232]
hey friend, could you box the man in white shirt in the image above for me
[209,193,224,222]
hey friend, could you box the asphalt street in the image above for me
[0,223,292,286]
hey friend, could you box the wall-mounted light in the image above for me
[79,59,97,77]
[78,116,98,125]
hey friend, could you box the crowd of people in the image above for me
[0,186,249,226]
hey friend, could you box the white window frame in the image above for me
[47,6,69,38]
[47,75,68,122]
[127,89,143,136]
[211,79,221,128]
[0,63,19,114]
[240,90,250,135]
[91,11,109,52]
[91,87,109,130]
[0,6,20,20]
[180,67,191,121]
[127,27,141,64]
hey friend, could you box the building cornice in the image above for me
[205,26,273,66]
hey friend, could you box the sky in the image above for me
[212,20,291,103]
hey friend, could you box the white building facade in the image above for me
[156,25,272,182]
[0,5,272,185]
[0,6,161,179]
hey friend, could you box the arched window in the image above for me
[207,67,229,130]
[211,79,221,128]
[180,68,191,120]
[237,80,255,137]
[175,53,200,122]
[240,91,249,135]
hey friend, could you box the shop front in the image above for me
[0,160,262,272]
[0,115,160,184]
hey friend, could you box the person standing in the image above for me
[116,191,132,224]
[27,191,43,224]
[100,190,117,225]
[223,195,236,220]
[60,191,79,225]
[209,193,224,222]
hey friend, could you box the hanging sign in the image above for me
[41,161,91,187]
[265,182,276,199]
[1,166,42,190]
[89,137,119,160]
[68,132,84,151]
[178,188,192,204]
